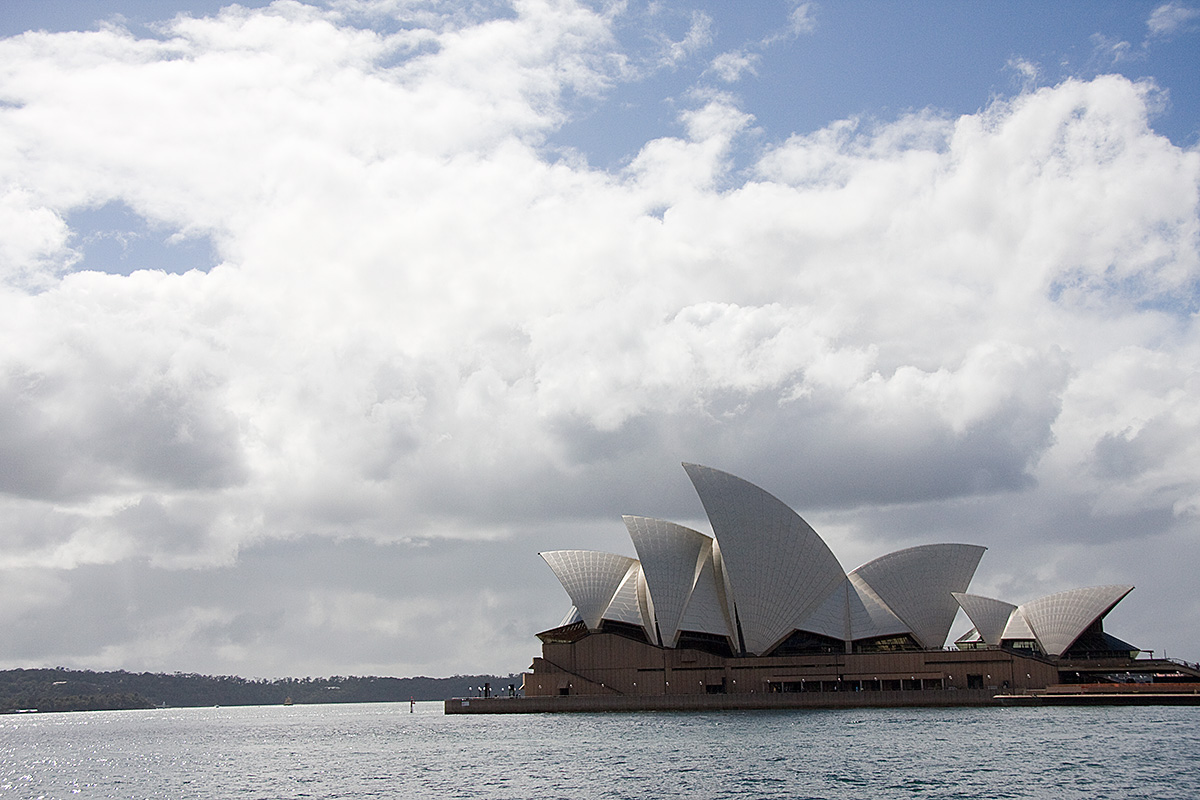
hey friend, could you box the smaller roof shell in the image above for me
[845,575,914,641]
[952,593,1018,646]
[1002,609,1036,641]
[624,516,711,648]
[600,561,654,641]
[850,544,986,649]
[1019,585,1134,657]
[675,544,736,645]
[540,550,638,631]
[795,577,912,643]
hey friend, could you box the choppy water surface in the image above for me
[2,702,1197,799]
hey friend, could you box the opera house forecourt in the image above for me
[447,464,1200,713]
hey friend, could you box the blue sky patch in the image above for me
[66,202,217,276]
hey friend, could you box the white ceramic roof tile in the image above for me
[624,516,711,648]
[602,562,646,627]
[635,567,658,645]
[675,545,736,644]
[952,592,1018,646]
[846,574,912,641]
[1017,585,1134,657]
[1002,609,1036,640]
[796,579,851,641]
[850,543,986,649]
[684,463,846,655]
[710,538,737,632]
[539,550,637,630]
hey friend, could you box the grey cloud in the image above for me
[112,496,212,558]
[0,535,568,676]
[0,363,246,501]
[1091,416,1187,480]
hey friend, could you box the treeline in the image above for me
[0,668,518,713]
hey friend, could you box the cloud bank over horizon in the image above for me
[1,0,1198,677]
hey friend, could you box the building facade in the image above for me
[455,463,1195,713]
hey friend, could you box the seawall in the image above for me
[444,688,1003,714]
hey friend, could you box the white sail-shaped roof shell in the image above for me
[675,545,736,645]
[635,567,657,645]
[624,516,711,648]
[796,577,911,643]
[794,580,851,641]
[601,561,655,643]
[850,544,986,649]
[846,575,914,641]
[1018,585,1133,657]
[540,550,637,631]
[683,463,846,655]
[710,539,737,637]
[1002,609,1036,641]
[952,593,1018,646]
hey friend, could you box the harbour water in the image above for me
[2,702,1197,799]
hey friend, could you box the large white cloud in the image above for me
[0,0,1197,675]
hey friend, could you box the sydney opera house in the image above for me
[449,463,1198,712]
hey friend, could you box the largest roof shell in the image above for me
[683,463,847,655]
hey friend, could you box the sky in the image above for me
[1,0,1198,679]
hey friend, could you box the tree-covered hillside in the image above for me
[0,668,519,713]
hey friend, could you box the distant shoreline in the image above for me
[0,667,518,713]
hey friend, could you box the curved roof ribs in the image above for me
[675,542,737,646]
[1002,608,1036,641]
[624,516,711,648]
[952,592,1018,646]
[850,544,987,649]
[846,576,913,641]
[539,550,638,631]
[683,462,846,655]
[1017,585,1134,657]
[601,561,654,641]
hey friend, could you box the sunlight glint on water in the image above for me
[2,703,1197,799]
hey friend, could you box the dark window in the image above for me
[597,619,650,644]
[675,631,736,658]
[853,634,923,653]
[769,630,844,656]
